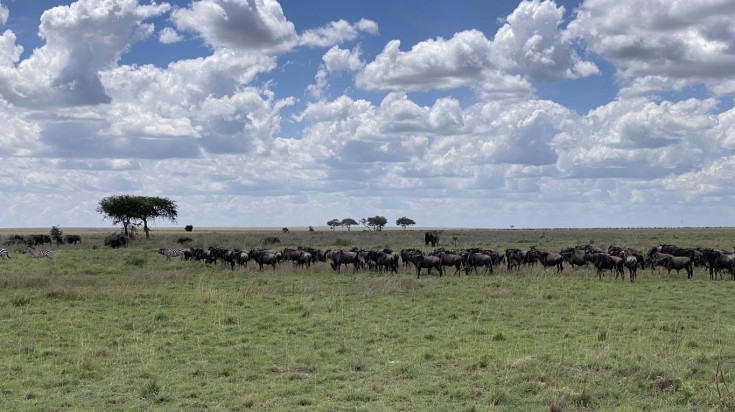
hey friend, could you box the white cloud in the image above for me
[567,0,735,95]
[323,46,362,72]
[159,27,183,44]
[356,30,495,92]
[299,18,378,48]
[0,0,169,107]
[0,1,8,26]
[171,0,296,53]
[493,0,598,81]
[553,97,720,178]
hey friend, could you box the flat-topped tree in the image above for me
[97,195,178,238]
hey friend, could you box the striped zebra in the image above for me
[157,248,189,261]
[0,248,9,259]
[26,245,52,259]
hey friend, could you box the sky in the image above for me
[1,0,735,229]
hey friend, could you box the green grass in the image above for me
[2,227,735,410]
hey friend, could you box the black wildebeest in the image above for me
[411,254,443,278]
[560,248,588,269]
[328,249,361,273]
[424,231,440,247]
[700,249,735,280]
[587,253,624,280]
[537,251,564,273]
[652,253,694,279]
[64,234,82,245]
[104,234,128,248]
[249,249,278,271]
[505,248,526,271]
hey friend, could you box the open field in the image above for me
[2,227,735,410]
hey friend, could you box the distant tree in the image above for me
[185,225,193,232]
[50,225,63,245]
[97,195,178,239]
[282,227,289,233]
[308,226,315,232]
[363,216,388,231]
[341,218,358,231]
[327,219,341,231]
[395,217,416,231]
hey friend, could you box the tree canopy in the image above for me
[97,195,178,238]
[395,216,416,230]
[340,218,358,231]
[361,216,388,231]
[327,219,341,230]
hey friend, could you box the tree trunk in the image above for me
[142,218,150,239]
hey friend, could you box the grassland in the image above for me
[2,227,735,411]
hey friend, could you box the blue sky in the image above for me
[1,0,735,229]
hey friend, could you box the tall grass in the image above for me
[1,227,735,410]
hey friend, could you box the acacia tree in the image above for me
[395,217,416,230]
[327,219,341,231]
[97,195,178,238]
[340,218,358,231]
[362,216,388,231]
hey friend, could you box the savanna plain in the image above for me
[2,226,735,411]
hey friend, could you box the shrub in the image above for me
[184,225,193,232]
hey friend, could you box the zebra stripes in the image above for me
[0,248,9,259]
[157,248,189,261]
[26,245,53,259]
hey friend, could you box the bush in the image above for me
[185,225,193,232]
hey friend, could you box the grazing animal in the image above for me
[464,251,495,275]
[587,253,623,279]
[560,248,588,269]
[104,235,128,248]
[328,250,361,273]
[26,245,53,259]
[64,234,82,245]
[435,251,464,275]
[537,252,564,273]
[249,249,278,271]
[621,256,637,282]
[653,253,694,279]
[0,248,9,259]
[424,231,440,247]
[505,248,527,271]
[411,254,443,278]
[157,248,189,261]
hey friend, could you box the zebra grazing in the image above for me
[157,248,189,261]
[0,248,9,259]
[26,245,52,259]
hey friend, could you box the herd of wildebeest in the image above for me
[152,232,735,283]
[5,231,735,282]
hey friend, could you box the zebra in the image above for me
[157,248,189,261]
[0,248,9,259]
[26,245,52,259]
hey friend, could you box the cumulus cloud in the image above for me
[0,0,169,107]
[553,97,720,178]
[299,18,378,47]
[493,0,598,81]
[0,1,8,26]
[171,0,296,53]
[356,30,495,92]
[159,27,183,44]
[567,0,735,95]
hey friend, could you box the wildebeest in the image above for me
[537,251,564,273]
[505,248,527,271]
[64,234,82,245]
[463,250,496,275]
[623,255,639,282]
[104,234,128,248]
[560,248,588,269]
[431,250,464,275]
[177,237,192,244]
[328,249,361,273]
[411,254,443,278]
[367,250,399,274]
[249,249,278,271]
[424,231,440,247]
[587,253,624,279]
[652,253,694,279]
[700,249,735,280]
